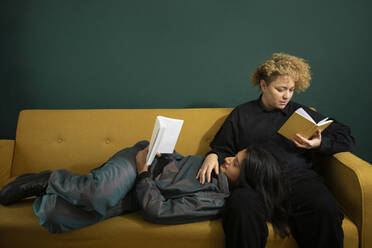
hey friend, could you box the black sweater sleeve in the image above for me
[304,106,355,155]
[209,110,239,164]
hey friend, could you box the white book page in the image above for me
[146,126,165,165]
[146,116,183,165]
[296,108,331,126]
[295,107,315,123]
[146,118,160,163]
[317,119,333,126]
[318,117,329,125]
[156,116,184,154]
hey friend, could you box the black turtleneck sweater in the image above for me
[209,97,355,170]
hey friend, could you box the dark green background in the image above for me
[1,0,371,163]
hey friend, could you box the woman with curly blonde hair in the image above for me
[250,53,311,93]
[197,53,355,248]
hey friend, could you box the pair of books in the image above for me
[146,107,333,165]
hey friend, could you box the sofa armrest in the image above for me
[0,140,15,187]
[316,152,372,248]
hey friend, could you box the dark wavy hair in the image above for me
[237,146,290,237]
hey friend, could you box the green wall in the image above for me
[1,0,371,163]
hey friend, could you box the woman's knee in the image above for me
[35,195,102,233]
[303,192,343,224]
[291,179,343,223]
[33,195,64,233]
[223,188,269,246]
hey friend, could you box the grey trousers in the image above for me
[32,141,148,233]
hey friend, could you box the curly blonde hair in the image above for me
[251,53,311,93]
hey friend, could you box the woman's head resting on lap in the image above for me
[219,149,247,186]
[251,53,311,110]
[220,146,284,188]
[221,146,290,237]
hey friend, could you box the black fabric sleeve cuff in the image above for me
[206,151,218,157]
[136,171,151,183]
[315,136,332,155]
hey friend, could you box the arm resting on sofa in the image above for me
[316,152,372,248]
[0,139,15,187]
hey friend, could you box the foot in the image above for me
[0,170,52,206]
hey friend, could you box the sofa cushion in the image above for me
[12,109,231,176]
[0,199,358,248]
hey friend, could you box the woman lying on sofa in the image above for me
[0,141,289,237]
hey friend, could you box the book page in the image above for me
[147,118,160,161]
[146,119,162,165]
[146,121,164,166]
[295,107,315,124]
[318,117,330,125]
[156,116,184,153]
[146,116,184,165]
[316,119,333,130]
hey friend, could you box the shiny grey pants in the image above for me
[32,141,148,233]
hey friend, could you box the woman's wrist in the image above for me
[207,153,218,161]
[137,165,148,175]
[136,170,150,183]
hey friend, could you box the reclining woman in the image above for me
[0,141,289,237]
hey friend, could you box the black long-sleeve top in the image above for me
[209,97,355,170]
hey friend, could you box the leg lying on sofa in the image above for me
[0,141,147,232]
[33,188,139,233]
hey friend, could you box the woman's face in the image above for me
[220,149,247,185]
[260,75,295,110]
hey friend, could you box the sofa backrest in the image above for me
[12,109,232,176]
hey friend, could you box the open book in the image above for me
[146,116,184,165]
[278,107,333,141]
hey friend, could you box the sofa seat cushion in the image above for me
[0,199,358,248]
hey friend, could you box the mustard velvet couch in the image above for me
[0,109,371,248]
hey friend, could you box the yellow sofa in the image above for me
[0,109,371,248]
